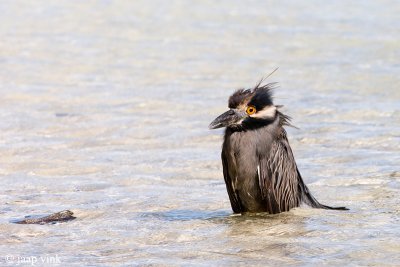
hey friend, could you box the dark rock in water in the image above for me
[14,210,76,224]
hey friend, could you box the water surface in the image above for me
[0,1,399,266]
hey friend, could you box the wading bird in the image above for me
[209,79,347,214]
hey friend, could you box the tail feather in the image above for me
[298,171,348,210]
[302,186,348,210]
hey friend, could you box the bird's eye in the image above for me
[246,105,257,115]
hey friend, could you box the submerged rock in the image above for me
[14,210,76,224]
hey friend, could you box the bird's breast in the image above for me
[223,129,269,211]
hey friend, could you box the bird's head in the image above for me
[209,82,278,130]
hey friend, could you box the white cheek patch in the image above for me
[251,105,276,119]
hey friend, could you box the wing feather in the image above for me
[258,129,348,212]
[221,151,242,213]
[258,131,301,213]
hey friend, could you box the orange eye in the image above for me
[246,105,256,115]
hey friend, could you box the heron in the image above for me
[209,79,347,214]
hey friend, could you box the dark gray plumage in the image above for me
[209,81,347,214]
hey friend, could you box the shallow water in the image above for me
[1,1,399,266]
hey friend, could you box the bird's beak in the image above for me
[209,109,246,129]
